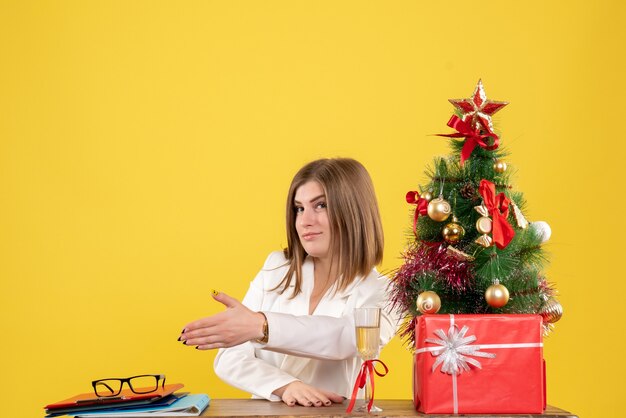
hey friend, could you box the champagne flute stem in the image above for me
[364,376,371,406]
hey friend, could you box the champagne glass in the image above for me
[354,307,382,413]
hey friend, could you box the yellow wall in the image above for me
[1,1,624,417]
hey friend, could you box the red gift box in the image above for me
[413,314,546,414]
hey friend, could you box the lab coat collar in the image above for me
[332,275,361,298]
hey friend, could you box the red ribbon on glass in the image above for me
[346,359,389,413]
[437,115,500,164]
[406,191,428,236]
[478,179,515,249]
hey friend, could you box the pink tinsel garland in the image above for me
[389,243,475,347]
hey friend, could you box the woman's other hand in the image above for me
[179,291,265,349]
[272,381,344,407]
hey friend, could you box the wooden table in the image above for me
[197,399,577,417]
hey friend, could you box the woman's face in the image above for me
[294,180,331,260]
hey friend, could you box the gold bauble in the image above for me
[475,216,493,234]
[427,197,452,222]
[421,191,434,202]
[416,291,441,314]
[442,221,465,244]
[485,282,510,308]
[494,160,508,173]
[540,298,563,323]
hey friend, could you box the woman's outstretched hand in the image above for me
[179,291,265,350]
[273,381,344,407]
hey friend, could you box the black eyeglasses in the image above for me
[92,374,166,397]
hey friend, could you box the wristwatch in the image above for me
[256,313,269,344]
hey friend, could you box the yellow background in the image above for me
[1,1,624,417]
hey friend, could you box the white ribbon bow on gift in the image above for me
[425,325,496,375]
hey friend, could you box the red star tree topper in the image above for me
[449,79,508,134]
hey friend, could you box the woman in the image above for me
[179,158,399,407]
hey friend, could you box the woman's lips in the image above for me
[301,232,321,241]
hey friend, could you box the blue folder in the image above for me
[72,394,210,417]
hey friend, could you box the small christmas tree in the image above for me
[391,80,563,347]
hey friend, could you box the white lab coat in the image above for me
[213,251,400,401]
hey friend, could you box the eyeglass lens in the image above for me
[94,375,162,397]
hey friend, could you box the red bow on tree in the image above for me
[346,359,389,413]
[438,115,500,165]
[478,179,515,249]
[406,191,428,236]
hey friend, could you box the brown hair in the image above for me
[276,158,384,297]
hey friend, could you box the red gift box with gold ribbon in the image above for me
[413,314,546,414]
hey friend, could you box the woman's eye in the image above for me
[294,206,304,214]
[316,202,327,210]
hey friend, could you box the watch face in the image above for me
[256,317,268,343]
[263,320,269,342]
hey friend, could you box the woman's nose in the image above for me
[299,208,315,226]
